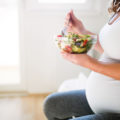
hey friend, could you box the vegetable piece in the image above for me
[72,45,87,53]
[75,42,81,47]
[57,35,62,37]
[58,43,61,48]
[73,38,77,42]
[83,40,88,46]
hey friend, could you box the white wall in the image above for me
[20,0,109,93]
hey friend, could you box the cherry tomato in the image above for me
[83,40,88,46]
[57,35,62,37]
[73,38,77,42]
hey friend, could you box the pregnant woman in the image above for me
[43,0,120,120]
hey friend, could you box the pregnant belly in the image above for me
[86,71,120,114]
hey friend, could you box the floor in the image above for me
[0,94,50,120]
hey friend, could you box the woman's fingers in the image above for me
[61,51,69,58]
[61,51,74,58]
[65,15,70,24]
[69,22,72,27]
[65,17,71,25]
[61,52,80,64]
[61,51,68,55]
[65,11,72,25]
[64,21,68,26]
[66,12,71,19]
[70,10,77,21]
[67,27,73,33]
[64,10,79,33]
[64,21,72,27]
[61,52,76,64]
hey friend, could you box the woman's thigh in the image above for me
[43,90,94,120]
[69,113,120,120]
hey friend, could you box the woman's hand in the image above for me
[61,51,94,68]
[64,10,94,35]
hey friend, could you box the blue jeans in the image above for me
[43,90,120,120]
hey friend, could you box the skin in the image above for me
[61,10,120,80]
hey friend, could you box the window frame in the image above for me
[38,0,87,4]
[0,0,27,92]
[25,0,102,15]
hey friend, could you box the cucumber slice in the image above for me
[72,45,87,53]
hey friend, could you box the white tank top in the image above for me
[86,16,120,114]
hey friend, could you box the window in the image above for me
[25,0,101,14]
[0,1,20,86]
[38,0,86,4]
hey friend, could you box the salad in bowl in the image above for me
[55,32,97,54]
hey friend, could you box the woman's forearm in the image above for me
[61,51,120,80]
[94,36,104,54]
[88,58,120,80]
